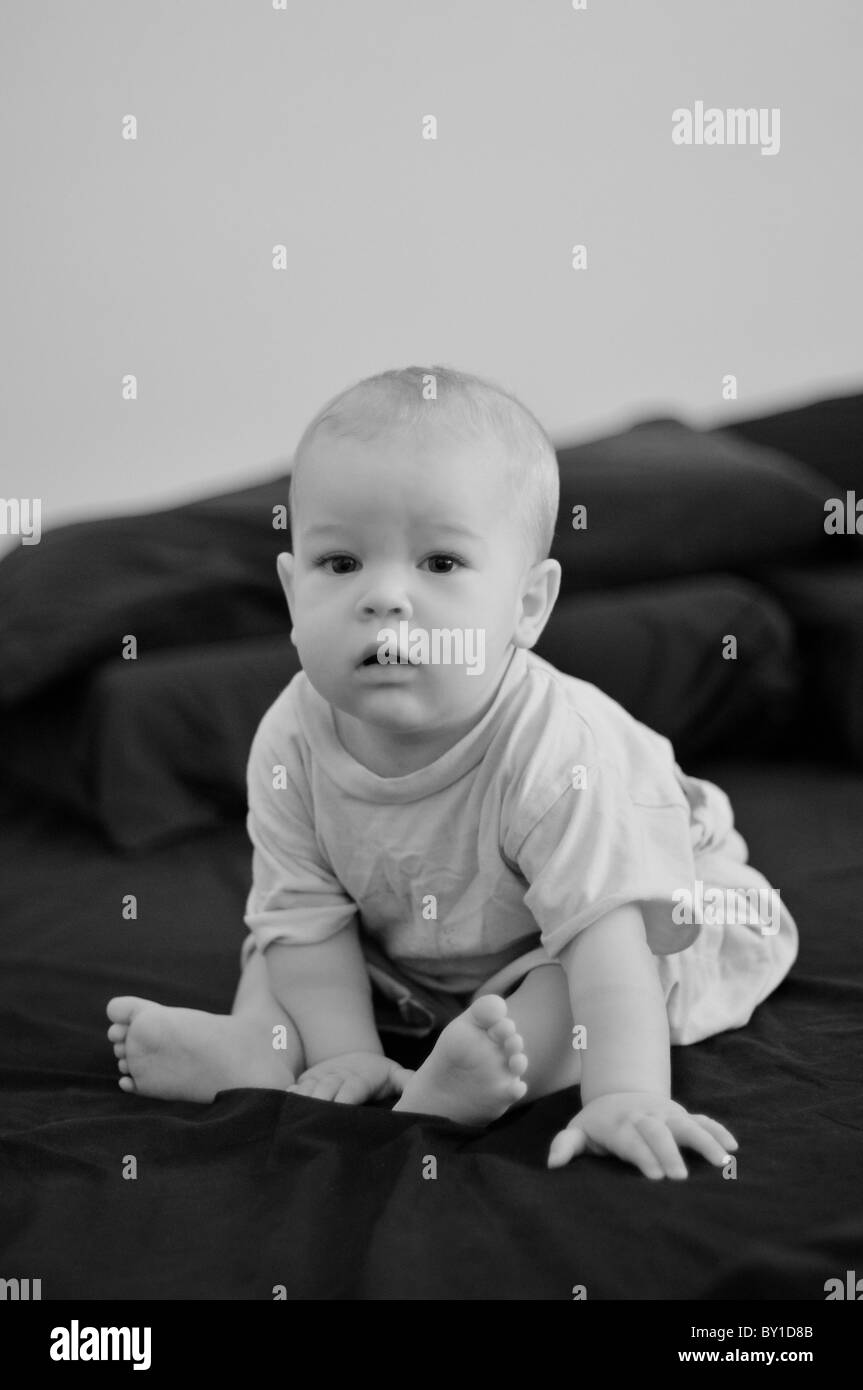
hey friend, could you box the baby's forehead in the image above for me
[297,421,515,513]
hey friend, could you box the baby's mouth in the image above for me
[358,647,419,667]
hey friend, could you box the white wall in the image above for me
[2,0,861,555]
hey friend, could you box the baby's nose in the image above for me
[361,597,410,614]
[357,583,414,619]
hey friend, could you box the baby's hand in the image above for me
[547,1092,738,1179]
[286,1052,415,1105]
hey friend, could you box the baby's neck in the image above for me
[332,709,478,778]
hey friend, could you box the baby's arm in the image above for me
[565,902,672,1102]
[265,924,413,1103]
[548,903,738,1177]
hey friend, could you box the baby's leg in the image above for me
[106,948,304,1103]
[502,964,582,1102]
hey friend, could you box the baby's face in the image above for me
[279,425,553,744]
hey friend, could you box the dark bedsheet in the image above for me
[1,756,861,1301]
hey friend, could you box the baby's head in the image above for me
[279,365,561,745]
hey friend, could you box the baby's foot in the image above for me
[106,996,296,1103]
[394,995,528,1126]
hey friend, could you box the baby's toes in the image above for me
[106,996,141,1027]
[468,995,509,1031]
[504,1038,527,1076]
[507,1075,528,1101]
[488,1017,516,1044]
[113,1042,126,1058]
[107,1022,127,1044]
[118,1058,131,1074]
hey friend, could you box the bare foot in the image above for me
[106,996,298,1103]
[393,995,528,1125]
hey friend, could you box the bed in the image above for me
[2,390,862,1303]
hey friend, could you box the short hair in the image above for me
[287,365,560,567]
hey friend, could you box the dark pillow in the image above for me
[758,562,863,765]
[0,636,302,852]
[536,575,800,759]
[0,576,799,851]
[0,470,294,706]
[714,389,863,492]
[552,418,861,593]
[1,414,850,708]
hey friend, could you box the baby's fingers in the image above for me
[615,1122,671,1180]
[288,1074,343,1102]
[674,1115,736,1167]
[688,1114,739,1158]
[547,1125,588,1168]
[632,1116,688,1178]
[332,1076,371,1105]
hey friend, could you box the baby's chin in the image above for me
[341,684,466,722]
[329,676,484,726]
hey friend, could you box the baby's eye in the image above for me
[423,554,463,574]
[313,553,463,575]
[314,554,358,574]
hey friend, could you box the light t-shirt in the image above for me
[242,644,736,994]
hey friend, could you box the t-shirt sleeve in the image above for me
[513,759,701,958]
[243,715,358,953]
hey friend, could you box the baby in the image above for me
[107,365,798,1179]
